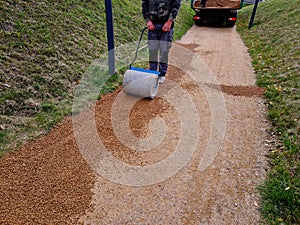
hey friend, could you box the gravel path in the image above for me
[0,26,269,224]
[79,26,269,224]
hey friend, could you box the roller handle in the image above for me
[129,27,148,69]
[129,26,162,69]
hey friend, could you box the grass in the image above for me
[237,0,300,224]
[0,0,194,154]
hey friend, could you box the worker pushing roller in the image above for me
[122,0,182,99]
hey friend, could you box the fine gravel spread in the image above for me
[0,26,269,224]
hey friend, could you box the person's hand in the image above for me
[162,19,173,32]
[147,20,155,30]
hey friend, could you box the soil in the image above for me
[0,26,269,224]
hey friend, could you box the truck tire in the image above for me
[195,19,204,26]
[225,21,236,27]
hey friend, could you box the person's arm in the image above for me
[162,0,182,32]
[142,0,149,21]
[169,0,182,21]
[142,0,155,30]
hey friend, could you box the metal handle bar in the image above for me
[129,26,163,68]
[129,27,148,68]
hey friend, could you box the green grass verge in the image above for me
[0,0,194,154]
[237,0,300,224]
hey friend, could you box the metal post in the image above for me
[248,0,260,29]
[105,0,115,75]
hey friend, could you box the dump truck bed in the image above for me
[192,0,242,9]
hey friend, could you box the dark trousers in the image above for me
[148,26,174,76]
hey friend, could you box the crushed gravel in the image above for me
[0,118,95,224]
[0,26,270,224]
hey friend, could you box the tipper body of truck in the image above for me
[191,0,244,27]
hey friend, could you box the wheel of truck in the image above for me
[195,20,204,26]
[225,21,236,27]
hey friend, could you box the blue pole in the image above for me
[248,0,260,29]
[105,0,115,75]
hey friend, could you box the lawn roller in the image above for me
[122,27,160,99]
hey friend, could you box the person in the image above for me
[142,0,182,83]
[201,0,207,7]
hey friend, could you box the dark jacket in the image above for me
[142,0,181,23]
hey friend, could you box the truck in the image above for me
[191,0,244,27]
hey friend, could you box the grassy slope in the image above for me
[237,1,300,224]
[0,0,194,154]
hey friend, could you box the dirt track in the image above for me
[0,26,269,224]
